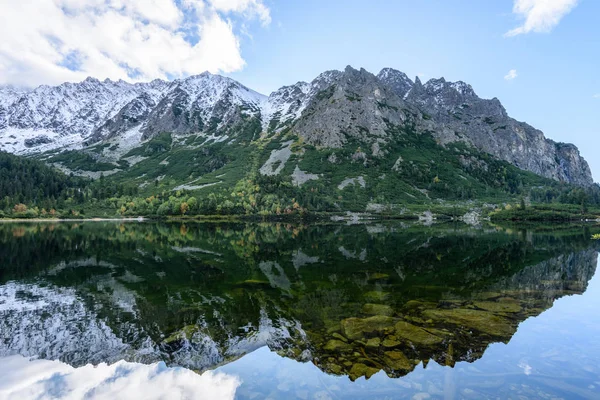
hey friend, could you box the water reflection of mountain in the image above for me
[0,222,597,381]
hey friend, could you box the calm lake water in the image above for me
[0,221,599,399]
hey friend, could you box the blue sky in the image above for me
[1,0,597,179]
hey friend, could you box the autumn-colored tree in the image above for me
[13,204,27,213]
[180,202,189,215]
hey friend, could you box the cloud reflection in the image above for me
[0,355,240,400]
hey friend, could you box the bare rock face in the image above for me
[378,68,593,186]
[293,66,411,152]
[262,70,342,133]
[377,68,413,98]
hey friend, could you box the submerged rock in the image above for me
[422,308,515,337]
[361,303,394,316]
[394,321,444,346]
[383,350,412,371]
[472,301,522,313]
[382,337,401,348]
[324,339,352,352]
[349,363,380,381]
[364,291,390,302]
[341,315,396,340]
[331,332,348,342]
[365,337,381,348]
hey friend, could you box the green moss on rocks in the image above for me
[383,350,412,371]
[349,363,380,381]
[472,301,522,313]
[394,320,444,346]
[422,308,515,337]
[324,339,352,352]
[365,337,381,348]
[382,337,401,348]
[341,315,397,340]
[362,303,394,316]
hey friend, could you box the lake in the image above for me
[0,221,599,399]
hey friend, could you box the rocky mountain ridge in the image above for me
[0,66,593,186]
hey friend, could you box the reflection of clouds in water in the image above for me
[518,360,532,375]
[0,356,240,400]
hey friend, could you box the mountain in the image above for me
[0,66,592,187]
[1,66,598,218]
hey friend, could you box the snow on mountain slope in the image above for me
[0,69,351,155]
[0,73,270,154]
[261,70,342,132]
[0,78,158,155]
[132,72,268,141]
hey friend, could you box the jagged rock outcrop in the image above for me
[292,66,412,153]
[379,68,593,185]
[261,70,342,133]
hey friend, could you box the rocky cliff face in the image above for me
[293,66,593,186]
[292,66,412,153]
[0,66,593,185]
[379,68,593,185]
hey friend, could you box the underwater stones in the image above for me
[328,364,343,374]
[382,337,401,348]
[383,350,412,371]
[340,318,364,340]
[365,337,381,348]
[402,300,438,311]
[349,363,380,380]
[364,291,390,302]
[362,303,394,316]
[394,321,443,346]
[422,308,515,337]
[341,315,396,340]
[324,339,352,352]
[472,301,522,313]
[332,332,348,342]
[404,316,427,324]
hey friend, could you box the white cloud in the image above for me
[593,94,600,99]
[505,0,579,37]
[208,0,271,25]
[504,69,518,80]
[0,0,271,88]
[0,355,241,400]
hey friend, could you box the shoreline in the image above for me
[0,217,146,223]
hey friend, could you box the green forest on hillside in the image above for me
[1,124,599,221]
